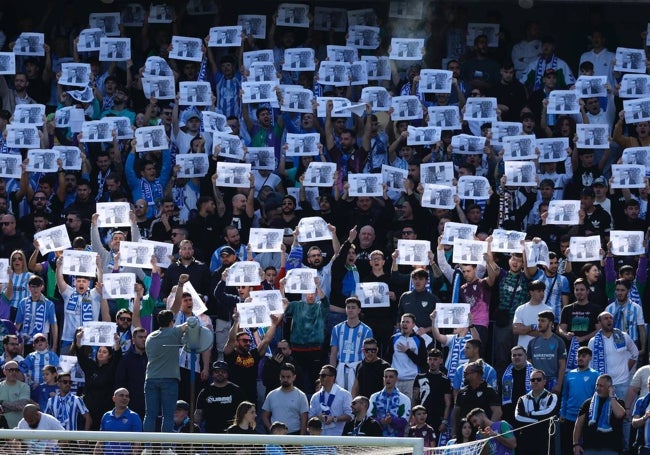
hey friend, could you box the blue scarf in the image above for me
[66,290,94,323]
[588,392,613,432]
[21,297,47,340]
[533,54,558,91]
[446,332,471,383]
[566,337,580,370]
[612,301,636,335]
[501,362,533,405]
[451,268,462,304]
[592,329,626,374]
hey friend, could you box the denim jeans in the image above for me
[144,378,179,433]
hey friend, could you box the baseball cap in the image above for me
[212,360,229,371]
[176,400,190,411]
[220,246,236,256]
[592,176,608,187]
[581,187,595,198]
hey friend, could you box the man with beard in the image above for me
[18,190,50,238]
[149,197,179,243]
[115,327,147,419]
[324,101,368,181]
[195,360,245,433]
[500,346,535,424]
[46,372,91,430]
[460,35,501,90]
[223,308,280,404]
[100,86,136,124]
[243,106,283,166]
[185,196,219,263]
[262,362,309,434]
[160,239,210,299]
[262,339,303,395]
[14,404,64,453]
[269,194,303,231]
[90,212,145,278]
[343,395,383,436]
[351,338,391,399]
[214,190,255,256]
[286,225,341,300]
[90,150,118,203]
[210,225,247,272]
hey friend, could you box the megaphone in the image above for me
[182,316,214,353]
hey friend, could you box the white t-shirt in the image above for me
[513,302,553,349]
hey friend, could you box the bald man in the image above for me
[95,388,142,454]
[11,404,64,453]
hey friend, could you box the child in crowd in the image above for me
[407,405,437,448]
[32,364,58,411]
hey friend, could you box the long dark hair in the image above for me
[233,401,256,428]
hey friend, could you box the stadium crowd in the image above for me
[2,1,650,454]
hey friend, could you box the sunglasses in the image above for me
[470,92,481,97]
[530,377,544,382]
[33,338,47,343]
[362,348,378,353]
[0,222,12,226]
[118,317,132,322]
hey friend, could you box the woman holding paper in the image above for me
[74,327,122,431]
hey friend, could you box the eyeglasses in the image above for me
[530,377,544,382]
[5,368,19,372]
[58,380,71,384]
[33,338,47,343]
[362,348,378,353]
[118,317,132,322]
[29,283,41,288]
[401,230,414,235]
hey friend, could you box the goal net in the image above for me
[0,429,425,455]
[428,439,488,455]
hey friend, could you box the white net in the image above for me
[0,429,425,455]
[428,439,487,455]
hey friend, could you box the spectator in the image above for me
[45,371,91,431]
[262,362,309,435]
[308,364,353,436]
[95,388,142,455]
[514,369,560,455]
[0,360,31,428]
[115,327,148,419]
[368,368,411,437]
[467,407,517,455]
[412,348,453,439]
[350,337,391,399]
[226,401,257,434]
[560,347,599,454]
[501,346,534,424]
[386,313,428,401]
[342,395,383,436]
[195,360,245,434]
[572,374,626,455]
